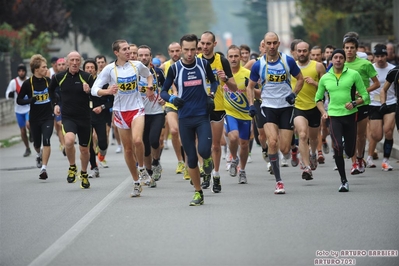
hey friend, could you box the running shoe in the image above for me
[225,161,231,171]
[262,147,269,162]
[291,149,299,167]
[36,153,42,168]
[281,154,289,167]
[80,172,90,189]
[67,166,77,183]
[203,157,214,175]
[39,169,48,180]
[225,149,231,161]
[317,151,325,164]
[176,161,185,174]
[267,162,274,175]
[131,183,142,197]
[88,167,100,178]
[301,166,313,181]
[229,158,239,177]
[357,158,365,174]
[139,169,151,185]
[148,177,157,188]
[339,182,349,192]
[247,153,252,163]
[99,159,108,168]
[366,157,376,168]
[381,161,393,171]
[238,170,247,184]
[163,140,169,150]
[350,162,360,175]
[189,191,204,206]
[310,154,318,170]
[152,164,162,181]
[183,168,190,180]
[274,181,285,194]
[201,172,211,189]
[115,145,122,154]
[211,174,221,193]
[322,141,330,154]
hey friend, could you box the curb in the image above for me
[0,136,22,148]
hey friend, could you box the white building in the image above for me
[267,0,302,54]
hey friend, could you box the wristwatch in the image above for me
[223,76,229,82]
[351,101,357,107]
[101,104,105,110]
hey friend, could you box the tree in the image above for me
[0,0,68,38]
[235,0,268,50]
[295,0,394,48]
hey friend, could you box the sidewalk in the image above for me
[1,122,399,160]
[0,122,23,148]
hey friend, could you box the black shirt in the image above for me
[49,69,94,120]
[17,76,53,122]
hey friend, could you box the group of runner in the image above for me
[6,30,399,206]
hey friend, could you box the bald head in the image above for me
[66,51,82,74]
[296,41,310,64]
[263,32,280,57]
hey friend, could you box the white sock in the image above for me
[41,165,46,170]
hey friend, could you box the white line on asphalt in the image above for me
[28,177,132,266]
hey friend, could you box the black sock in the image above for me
[383,139,393,158]
[152,158,159,166]
[147,169,153,176]
[81,171,87,175]
[70,164,76,169]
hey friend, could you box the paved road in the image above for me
[1,135,398,266]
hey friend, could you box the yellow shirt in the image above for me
[292,60,319,110]
[163,60,177,110]
[198,53,225,111]
[224,66,251,120]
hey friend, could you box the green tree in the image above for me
[0,0,68,38]
[185,0,216,36]
[295,0,393,47]
[235,0,268,50]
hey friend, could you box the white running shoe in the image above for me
[366,157,376,168]
[115,145,122,153]
[281,157,289,167]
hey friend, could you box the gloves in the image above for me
[30,96,37,104]
[207,96,215,114]
[169,95,184,108]
[379,103,388,115]
[249,105,257,117]
[285,92,296,105]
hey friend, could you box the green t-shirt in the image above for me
[316,67,370,117]
[345,57,376,105]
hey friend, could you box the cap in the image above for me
[51,56,59,63]
[373,44,387,56]
[56,58,66,64]
[17,63,27,72]
[331,49,346,60]
[152,58,161,67]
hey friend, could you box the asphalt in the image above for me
[0,122,398,266]
[2,122,398,160]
